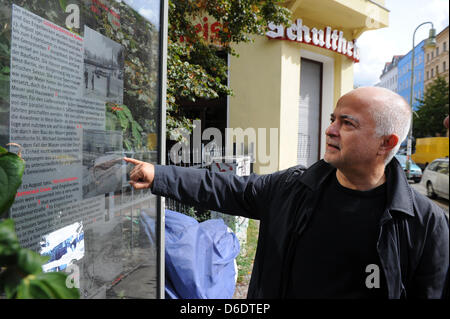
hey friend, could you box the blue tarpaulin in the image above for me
[164,209,240,299]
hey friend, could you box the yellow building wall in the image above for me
[229,37,283,174]
[424,26,449,90]
[279,41,301,172]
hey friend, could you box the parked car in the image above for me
[420,157,449,200]
[394,154,422,183]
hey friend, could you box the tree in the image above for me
[166,0,291,139]
[413,76,449,138]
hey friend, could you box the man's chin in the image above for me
[323,154,339,167]
[323,153,333,164]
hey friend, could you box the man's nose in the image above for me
[325,121,339,137]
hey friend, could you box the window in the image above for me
[426,71,429,80]
[436,47,439,56]
[436,162,449,175]
[444,42,447,52]
[436,65,439,75]
[431,68,434,77]
[428,161,440,171]
[444,61,447,71]
[432,51,434,59]
[427,53,430,62]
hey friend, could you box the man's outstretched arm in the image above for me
[124,157,277,220]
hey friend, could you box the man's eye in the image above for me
[344,121,354,126]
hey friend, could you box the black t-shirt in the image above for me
[286,172,388,298]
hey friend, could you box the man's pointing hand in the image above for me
[123,157,155,189]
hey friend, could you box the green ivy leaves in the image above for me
[106,103,144,151]
[0,146,24,217]
[0,215,79,299]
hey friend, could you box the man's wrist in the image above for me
[150,164,163,194]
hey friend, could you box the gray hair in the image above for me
[368,93,412,164]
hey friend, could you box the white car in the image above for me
[420,158,449,200]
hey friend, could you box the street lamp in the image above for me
[406,22,436,179]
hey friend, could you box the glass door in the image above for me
[298,58,322,168]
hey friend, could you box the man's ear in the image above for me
[378,134,399,155]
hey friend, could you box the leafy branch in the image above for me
[166,0,291,140]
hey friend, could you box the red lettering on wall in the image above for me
[90,4,100,15]
[16,187,52,197]
[180,19,224,44]
[43,20,83,42]
[92,0,121,26]
[52,177,78,184]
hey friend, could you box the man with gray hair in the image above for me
[125,86,448,299]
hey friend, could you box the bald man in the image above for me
[125,87,449,299]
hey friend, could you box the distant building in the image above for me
[378,55,402,92]
[397,40,425,111]
[424,26,449,91]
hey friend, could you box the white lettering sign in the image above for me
[266,19,360,62]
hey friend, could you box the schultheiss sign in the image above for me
[266,19,360,63]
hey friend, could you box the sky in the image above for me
[354,0,449,87]
[121,0,160,27]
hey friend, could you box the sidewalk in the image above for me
[410,183,449,217]
[232,272,251,299]
[232,219,259,299]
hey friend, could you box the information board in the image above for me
[0,0,165,298]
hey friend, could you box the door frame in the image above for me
[299,49,335,160]
[299,57,323,164]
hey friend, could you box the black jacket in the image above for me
[151,158,449,299]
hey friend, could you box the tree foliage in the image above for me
[414,76,449,138]
[166,0,291,137]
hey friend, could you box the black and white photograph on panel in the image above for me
[83,26,124,104]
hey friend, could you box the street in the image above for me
[83,64,123,104]
[411,182,449,218]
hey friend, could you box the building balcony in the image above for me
[283,0,389,38]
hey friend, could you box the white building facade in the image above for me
[378,55,402,92]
